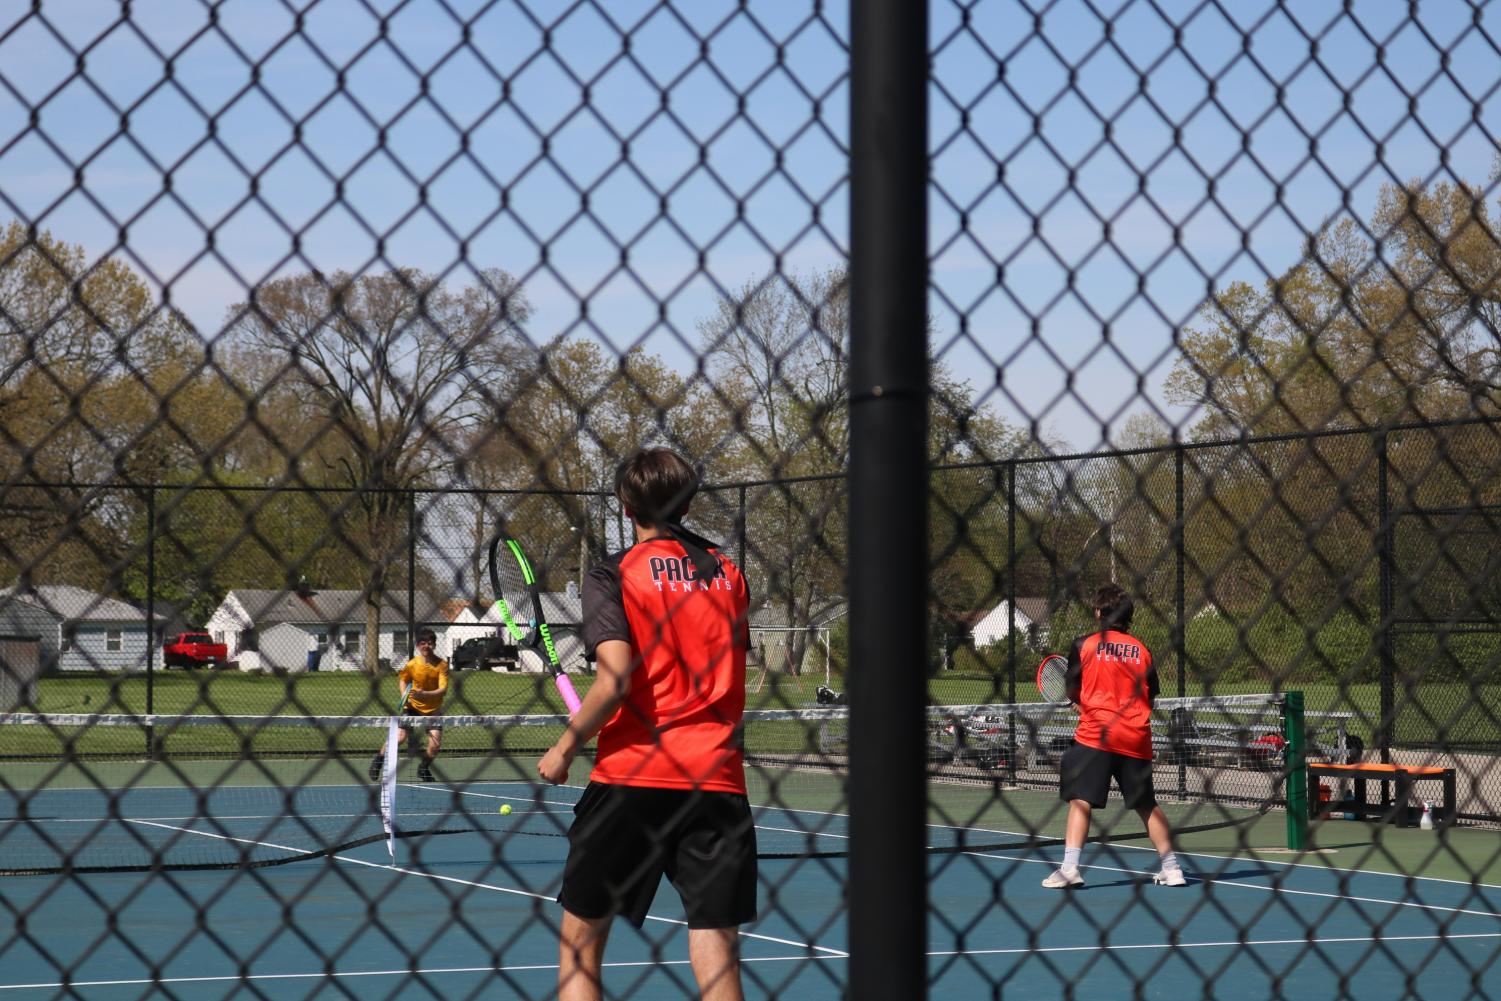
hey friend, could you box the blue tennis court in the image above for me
[3,769,1497,1000]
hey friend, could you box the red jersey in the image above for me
[1064,629,1158,759]
[581,537,751,793]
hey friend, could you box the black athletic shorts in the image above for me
[399,707,442,733]
[558,782,758,930]
[1058,742,1157,811]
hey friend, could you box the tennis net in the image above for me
[0,694,1315,874]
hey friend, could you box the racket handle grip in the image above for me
[554,674,583,715]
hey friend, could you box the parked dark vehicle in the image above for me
[449,634,519,671]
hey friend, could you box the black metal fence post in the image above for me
[1175,446,1186,798]
[848,0,928,995]
[1378,431,1394,790]
[738,484,747,572]
[1006,462,1017,783]
[145,486,155,758]
[1175,445,1185,701]
[407,492,417,660]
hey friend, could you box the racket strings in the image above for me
[491,543,535,642]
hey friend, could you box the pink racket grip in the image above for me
[554,674,583,715]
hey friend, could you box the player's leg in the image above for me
[419,723,441,782]
[556,784,670,998]
[688,927,744,1001]
[1045,744,1107,887]
[667,791,755,1001]
[558,909,612,1001]
[1118,756,1185,886]
[369,723,412,780]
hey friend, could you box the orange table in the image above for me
[1308,762,1456,827]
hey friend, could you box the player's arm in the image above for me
[422,661,449,698]
[538,640,634,784]
[400,662,433,698]
[538,561,632,784]
[1144,654,1160,706]
[1064,636,1086,707]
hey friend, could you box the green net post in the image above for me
[1284,691,1308,851]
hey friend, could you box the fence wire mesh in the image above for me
[1,0,1499,997]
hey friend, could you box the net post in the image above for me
[1284,691,1308,851]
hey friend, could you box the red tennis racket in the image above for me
[1035,653,1069,704]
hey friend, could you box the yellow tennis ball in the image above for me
[499,803,512,816]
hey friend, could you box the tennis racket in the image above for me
[1035,654,1069,704]
[488,534,582,714]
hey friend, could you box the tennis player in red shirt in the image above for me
[538,448,754,1001]
[1042,584,1186,889]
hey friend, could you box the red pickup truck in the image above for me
[163,631,228,668]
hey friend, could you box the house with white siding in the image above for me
[205,588,447,673]
[969,597,1052,649]
[748,599,846,678]
[439,585,587,673]
[0,585,163,672]
[205,584,590,675]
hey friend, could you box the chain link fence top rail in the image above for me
[1,0,1500,999]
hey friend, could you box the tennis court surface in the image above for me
[1,700,1496,998]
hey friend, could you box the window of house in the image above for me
[343,630,360,652]
[393,629,407,652]
[106,629,122,652]
[315,632,328,653]
[60,628,74,653]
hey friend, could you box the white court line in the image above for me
[962,849,1501,920]
[125,819,847,959]
[2,932,1497,991]
[424,783,1501,896]
[125,810,1501,924]
[927,931,1501,958]
[758,800,1501,890]
[27,779,1499,891]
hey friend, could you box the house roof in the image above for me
[224,589,446,627]
[219,589,577,628]
[1014,597,1051,624]
[749,599,847,629]
[438,599,482,623]
[1,585,156,624]
[478,592,581,627]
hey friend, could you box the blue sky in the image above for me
[1,0,1498,451]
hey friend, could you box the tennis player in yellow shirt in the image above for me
[369,628,449,783]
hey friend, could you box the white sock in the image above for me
[1062,847,1081,870]
[1159,851,1180,871]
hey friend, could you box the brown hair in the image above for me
[1093,584,1133,632]
[614,448,699,528]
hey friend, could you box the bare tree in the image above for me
[227,268,531,672]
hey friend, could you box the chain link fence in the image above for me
[2,0,1500,997]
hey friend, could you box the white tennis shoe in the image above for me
[1152,866,1187,887]
[1041,866,1084,889]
